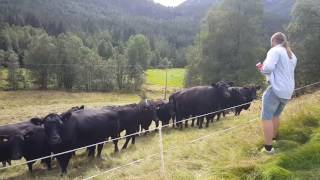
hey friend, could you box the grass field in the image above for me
[0,68,186,91]
[0,88,319,179]
[146,68,185,88]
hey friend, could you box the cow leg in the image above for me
[44,157,52,170]
[2,161,6,167]
[87,146,95,157]
[58,154,72,176]
[111,134,120,153]
[172,116,176,128]
[27,161,34,173]
[198,117,204,129]
[206,117,210,128]
[185,120,188,128]
[217,113,222,121]
[213,114,217,122]
[176,115,183,130]
[144,127,149,135]
[7,160,11,166]
[191,119,195,127]
[235,108,240,116]
[113,139,119,153]
[223,111,226,117]
[132,134,136,145]
[97,144,104,158]
[122,136,131,149]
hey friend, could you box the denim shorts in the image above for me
[261,86,289,120]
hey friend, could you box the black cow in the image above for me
[205,81,235,123]
[32,108,120,175]
[228,86,260,116]
[0,125,25,162]
[0,105,84,171]
[153,100,172,128]
[138,100,159,134]
[107,103,156,150]
[168,91,181,128]
[0,133,12,167]
[170,83,231,129]
[0,121,52,172]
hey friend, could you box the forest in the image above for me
[0,0,319,91]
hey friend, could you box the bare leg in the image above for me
[272,117,280,139]
[262,120,274,146]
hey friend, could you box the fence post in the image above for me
[164,68,168,100]
[158,125,165,177]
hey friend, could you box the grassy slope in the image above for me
[0,90,319,179]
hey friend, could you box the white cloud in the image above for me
[153,0,187,7]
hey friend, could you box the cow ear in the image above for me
[23,131,34,139]
[30,118,43,125]
[0,135,9,142]
[62,112,72,120]
[79,105,84,109]
[211,83,217,87]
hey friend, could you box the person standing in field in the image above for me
[256,32,297,154]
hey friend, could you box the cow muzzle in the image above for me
[50,136,62,145]
[12,152,22,160]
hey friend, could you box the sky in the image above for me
[153,0,187,7]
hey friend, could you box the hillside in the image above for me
[0,0,197,47]
[0,0,296,46]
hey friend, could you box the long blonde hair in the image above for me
[271,32,293,59]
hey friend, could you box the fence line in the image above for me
[0,81,319,173]
[83,152,160,180]
[0,100,254,171]
[83,117,259,179]
[83,159,144,180]
[293,81,320,91]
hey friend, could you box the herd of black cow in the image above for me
[0,81,260,175]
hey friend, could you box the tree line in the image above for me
[185,0,320,88]
[0,24,178,91]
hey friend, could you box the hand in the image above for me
[256,62,263,71]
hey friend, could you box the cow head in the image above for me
[244,86,261,101]
[156,102,171,125]
[0,132,31,160]
[212,82,231,99]
[141,100,159,125]
[31,114,64,146]
[228,87,246,103]
[0,135,22,160]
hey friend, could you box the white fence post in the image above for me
[158,125,165,177]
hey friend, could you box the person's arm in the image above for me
[261,48,279,75]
